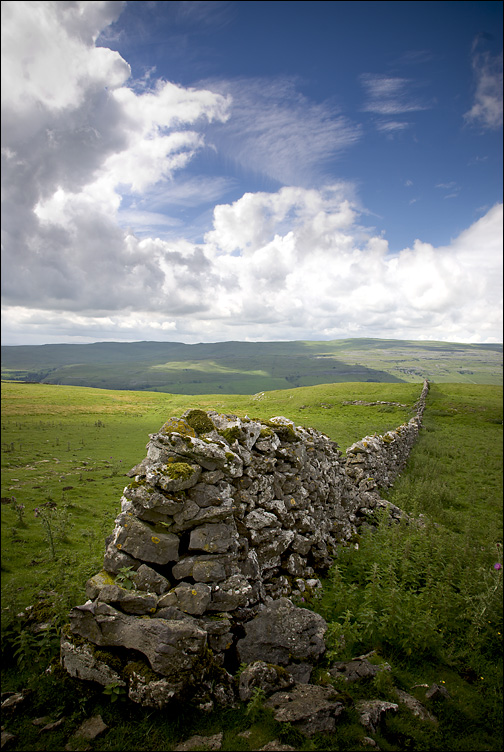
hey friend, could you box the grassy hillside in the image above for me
[1,380,502,751]
[2,338,502,392]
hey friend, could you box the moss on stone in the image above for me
[126,479,154,494]
[259,426,274,438]
[263,421,297,442]
[160,418,196,438]
[184,409,215,435]
[123,659,160,683]
[92,648,123,673]
[219,426,242,444]
[164,462,194,481]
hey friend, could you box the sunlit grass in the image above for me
[1,379,502,751]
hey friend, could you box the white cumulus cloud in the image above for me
[1,2,502,347]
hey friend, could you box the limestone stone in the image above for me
[198,615,233,655]
[396,690,437,722]
[173,733,223,751]
[95,584,157,614]
[265,684,344,736]
[69,601,208,679]
[209,574,254,611]
[85,570,116,600]
[285,553,306,577]
[238,660,295,701]
[112,514,179,564]
[187,482,232,507]
[244,509,281,530]
[72,716,108,742]
[145,460,202,492]
[60,637,125,687]
[189,521,239,554]
[128,672,176,708]
[123,484,184,514]
[329,658,390,683]
[153,432,243,477]
[173,582,212,615]
[356,700,399,733]
[133,563,171,594]
[102,543,141,575]
[425,682,451,700]
[236,598,327,666]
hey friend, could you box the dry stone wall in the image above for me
[62,381,429,707]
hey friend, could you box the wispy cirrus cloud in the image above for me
[360,73,430,115]
[464,37,503,130]
[360,72,430,136]
[435,181,461,200]
[375,120,412,134]
[201,77,362,185]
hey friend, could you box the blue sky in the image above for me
[1,1,502,345]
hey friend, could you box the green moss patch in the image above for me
[164,462,195,481]
[184,409,215,435]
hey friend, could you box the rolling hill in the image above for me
[1,338,502,393]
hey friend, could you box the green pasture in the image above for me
[1,379,502,751]
[2,338,501,393]
[0,380,420,611]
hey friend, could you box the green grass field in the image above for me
[1,379,502,751]
[0,380,421,607]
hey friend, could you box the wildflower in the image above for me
[494,563,502,570]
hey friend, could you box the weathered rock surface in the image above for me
[238,660,295,702]
[60,637,125,687]
[68,601,208,680]
[329,658,391,683]
[236,598,327,668]
[356,700,399,733]
[265,684,344,735]
[173,733,223,751]
[425,682,451,700]
[396,690,437,722]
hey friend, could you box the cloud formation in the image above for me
[1,0,230,314]
[202,77,362,185]
[1,2,502,346]
[360,73,429,115]
[359,72,431,137]
[464,42,503,130]
[3,181,502,344]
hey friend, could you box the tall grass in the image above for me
[317,383,503,751]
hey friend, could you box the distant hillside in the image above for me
[1,338,502,393]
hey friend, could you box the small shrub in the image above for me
[115,566,136,591]
[103,682,127,703]
[245,687,267,721]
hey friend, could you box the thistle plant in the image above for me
[13,500,26,528]
[34,501,73,560]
